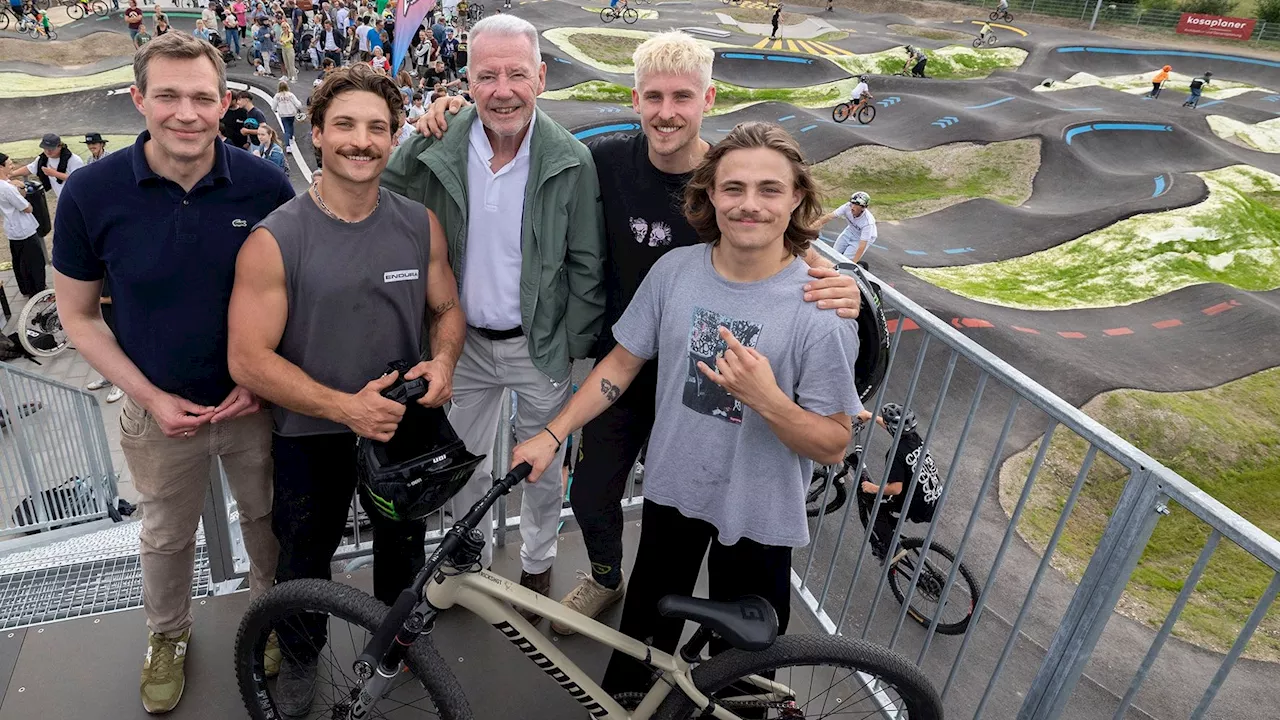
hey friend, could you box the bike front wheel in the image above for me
[91,0,107,16]
[806,465,848,517]
[18,289,68,358]
[235,579,472,720]
[857,103,876,124]
[652,634,943,719]
[622,7,638,22]
[887,537,980,636]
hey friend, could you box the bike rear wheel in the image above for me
[857,103,876,124]
[831,102,850,123]
[887,537,979,636]
[600,7,614,21]
[92,0,107,16]
[235,579,472,720]
[18,290,69,358]
[67,2,83,18]
[0,12,9,31]
[652,634,943,719]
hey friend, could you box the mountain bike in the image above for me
[235,463,944,719]
[972,33,996,48]
[15,13,56,38]
[65,0,107,19]
[601,3,638,23]
[989,8,1012,21]
[18,289,69,358]
[832,100,875,124]
[808,452,980,635]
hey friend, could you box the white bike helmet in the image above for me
[850,191,871,207]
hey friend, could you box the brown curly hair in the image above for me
[683,122,822,257]
[308,63,404,164]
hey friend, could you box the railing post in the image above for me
[0,369,49,527]
[494,390,514,547]
[1018,467,1167,719]
[202,458,236,586]
[1087,0,1101,27]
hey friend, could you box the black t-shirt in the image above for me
[421,69,448,87]
[241,107,268,147]
[589,131,701,358]
[883,430,940,515]
[222,106,248,147]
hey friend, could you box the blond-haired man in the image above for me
[415,31,864,629]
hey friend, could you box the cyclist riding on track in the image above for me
[978,21,993,43]
[848,74,874,116]
[815,191,878,263]
[997,0,1008,13]
[856,403,941,562]
[905,45,928,78]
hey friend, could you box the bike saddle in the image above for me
[657,595,778,651]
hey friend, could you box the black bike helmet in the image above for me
[357,361,485,522]
[880,402,918,434]
[832,263,889,403]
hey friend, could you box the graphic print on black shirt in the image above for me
[684,307,763,424]
[589,132,701,357]
[884,431,941,514]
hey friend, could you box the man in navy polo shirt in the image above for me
[52,32,294,715]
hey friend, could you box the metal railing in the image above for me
[794,242,1280,718]
[943,0,1280,45]
[0,362,119,536]
[202,242,1280,718]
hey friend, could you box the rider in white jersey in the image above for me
[815,191,877,263]
[848,74,874,114]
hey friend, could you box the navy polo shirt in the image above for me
[53,131,295,407]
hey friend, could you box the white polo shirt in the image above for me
[27,152,84,198]
[460,118,533,331]
[0,182,39,241]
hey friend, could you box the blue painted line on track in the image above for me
[944,247,976,254]
[1055,46,1280,69]
[553,57,572,64]
[1153,175,1168,198]
[573,123,640,139]
[964,96,1014,110]
[1197,99,1225,108]
[778,115,796,122]
[1065,122,1173,144]
[722,52,812,65]
[1063,107,1103,111]
[799,124,818,132]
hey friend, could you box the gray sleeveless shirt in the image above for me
[256,188,430,436]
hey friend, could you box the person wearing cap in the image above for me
[0,151,48,297]
[9,134,85,200]
[440,26,458,78]
[83,133,111,164]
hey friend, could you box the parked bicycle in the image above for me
[65,0,108,19]
[18,289,70,358]
[235,387,944,720]
[808,450,980,635]
[833,100,875,124]
[989,8,1013,21]
[601,2,638,23]
[972,33,997,48]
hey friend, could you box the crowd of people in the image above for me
[11,0,961,704]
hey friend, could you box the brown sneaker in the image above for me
[140,628,190,714]
[551,571,626,636]
[517,568,552,623]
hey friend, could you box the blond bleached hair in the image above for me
[632,31,714,92]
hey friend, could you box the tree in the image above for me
[1258,0,1280,23]
[1179,0,1235,15]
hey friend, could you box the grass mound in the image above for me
[835,45,1027,80]
[907,165,1280,310]
[1000,368,1280,660]
[564,32,643,68]
[886,23,971,41]
[721,6,804,25]
[0,66,133,98]
[1207,115,1280,154]
[811,139,1039,221]
[1034,71,1272,99]
[0,32,135,67]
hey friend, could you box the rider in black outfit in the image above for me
[856,403,940,561]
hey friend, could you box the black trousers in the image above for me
[9,234,46,297]
[857,489,898,560]
[601,500,792,695]
[272,432,427,661]
[570,360,656,585]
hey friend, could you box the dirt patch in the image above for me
[811,138,1039,221]
[886,23,971,41]
[0,32,135,68]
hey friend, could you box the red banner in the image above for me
[1176,13,1256,41]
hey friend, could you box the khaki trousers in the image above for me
[119,396,278,634]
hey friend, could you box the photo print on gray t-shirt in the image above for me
[684,308,763,425]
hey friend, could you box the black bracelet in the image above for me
[543,426,563,450]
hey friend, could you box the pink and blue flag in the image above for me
[392,0,438,74]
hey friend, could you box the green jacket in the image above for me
[381,107,606,382]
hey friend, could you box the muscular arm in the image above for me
[544,345,647,441]
[424,209,463,367]
[227,228,351,423]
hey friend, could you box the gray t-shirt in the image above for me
[613,244,862,548]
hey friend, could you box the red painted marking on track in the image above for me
[1152,319,1182,329]
[1011,325,1040,334]
[1058,331,1087,339]
[886,318,919,333]
[1203,301,1240,316]
[958,318,995,328]
[1103,327,1134,336]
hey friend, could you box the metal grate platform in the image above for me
[0,520,209,630]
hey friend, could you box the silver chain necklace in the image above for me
[311,182,379,223]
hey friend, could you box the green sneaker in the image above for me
[264,630,282,678]
[140,628,190,714]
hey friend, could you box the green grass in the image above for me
[908,165,1280,310]
[886,24,971,41]
[864,46,1024,80]
[722,6,803,24]
[0,66,133,98]
[811,139,1039,221]
[0,135,137,165]
[565,32,643,67]
[811,31,849,42]
[1001,368,1280,660]
[540,80,634,103]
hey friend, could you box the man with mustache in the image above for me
[381,13,606,618]
[226,63,464,716]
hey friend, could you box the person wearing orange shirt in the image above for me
[1149,65,1171,98]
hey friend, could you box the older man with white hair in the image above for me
[381,13,605,621]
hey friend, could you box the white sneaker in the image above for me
[86,378,112,391]
[107,386,125,404]
[550,571,626,636]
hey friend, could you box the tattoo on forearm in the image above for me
[431,299,457,317]
[600,378,622,404]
